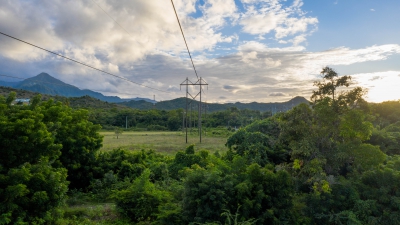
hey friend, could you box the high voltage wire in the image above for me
[93,0,200,82]
[0,74,145,97]
[170,0,199,80]
[90,0,141,45]
[0,31,171,93]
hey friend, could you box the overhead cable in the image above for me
[170,0,199,80]
[0,31,171,93]
[90,0,140,42]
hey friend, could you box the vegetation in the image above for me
[114,127,123,139]
[100,131,228,154]
[119,96,308,112]
[2,67,400,224]
[0,85,295,131]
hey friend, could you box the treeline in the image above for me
[85,106,272,131]
[0,86,296,131]
[118,96,308,112]
[2,67,400,224]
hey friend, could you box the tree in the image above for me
[0,93,69,224]
[226,118,288,166]
[40,100,103,190]
[354,156,400,224]
[181,161,295,225]
[312,67,368,114]
[182,165,234,224]
[113,169,166,223]
[311,67,352,105]
[306,67,373,175]
[115,127,123,139]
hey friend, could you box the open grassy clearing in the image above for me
[100,131,229,154]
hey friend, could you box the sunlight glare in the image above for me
[352,71,400,103]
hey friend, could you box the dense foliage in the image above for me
[2,67,400,224]
[84,104,271,131]
[0,93,102,223]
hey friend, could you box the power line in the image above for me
[0,74,145,97]
[90,0,141,44]
[94,0,200,84]
[170,0,199,80]
[0,31,171,93]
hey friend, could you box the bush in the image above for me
[113,169,166,223]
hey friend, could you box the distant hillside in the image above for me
[0,86,128,109]
[0,72,155,103]
[0,80,19,88]
[119,96,310,112]
[0,81,309,113]
[0,86,56,101]
[67,95,128,109]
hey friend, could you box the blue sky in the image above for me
[0,0,399,103]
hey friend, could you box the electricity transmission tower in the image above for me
[180,77,208,143]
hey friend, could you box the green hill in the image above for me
[0,85,309,112]
[0,86,127,109]
[119,96,309,112]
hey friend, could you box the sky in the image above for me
[0,0,399,103]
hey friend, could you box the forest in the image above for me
[73,97,273,131]
[1,67,400,224]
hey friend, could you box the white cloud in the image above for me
[0,0,238,65]
[203,0,237,18]
[108,63,119,73]
[265,58,281,67]
[269,92,285,96]
[239,0,318,42]
[289,34,307,46]
[239,41,269,51]
[278,40,288,44]
[304,45,400,67]
[240,51,258,63]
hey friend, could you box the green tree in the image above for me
[182,165,235,224]
[40,100,103,190]
[115,127,123,139]
[0,93,69,224]
[226,118,288,166]
[113,169,166,223]
[354,156,400,224]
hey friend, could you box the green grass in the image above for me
[60,203,129,225]
[100,131,229,154]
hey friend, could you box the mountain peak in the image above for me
[28,72,63,83]
[37,72,52,78]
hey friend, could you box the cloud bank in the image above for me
[0,0,399,103]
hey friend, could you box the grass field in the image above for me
[100,131,229,154]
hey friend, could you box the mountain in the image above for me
[0,86,129,110]
[0,72,155,103]
[0,84,309,113]
[119,96,310,112]
[0,73,309,112]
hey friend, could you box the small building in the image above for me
[13,98,30,105]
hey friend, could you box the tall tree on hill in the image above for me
[281,67,378,193]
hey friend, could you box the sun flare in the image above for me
[352,71,400,103]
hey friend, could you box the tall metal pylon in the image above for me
[180,77,208,143]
